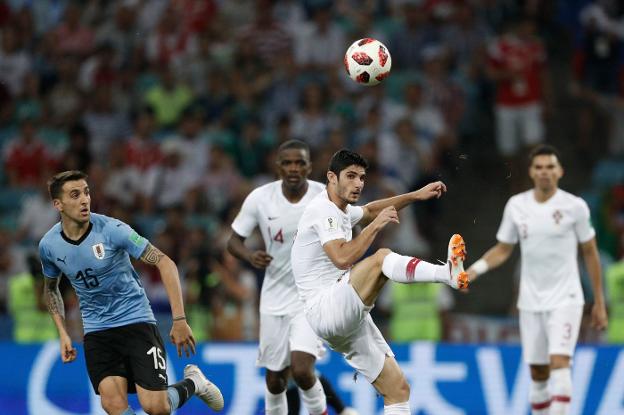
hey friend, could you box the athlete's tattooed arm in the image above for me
[140,243,165,265]
[44,276,65,320]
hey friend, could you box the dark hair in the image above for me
[277,139,310,155]
[528,144,561,166]
[328,149,369,176]
[47,170,88,199]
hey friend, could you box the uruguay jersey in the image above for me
[231,180,325,315]
[39,213,155,334]
[496,189,595,311]
[291,190,364,307]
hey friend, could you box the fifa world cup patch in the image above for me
[92,243,105,259]
[325,216,338,231]
[129,231,144,246]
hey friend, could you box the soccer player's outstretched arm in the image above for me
[227,232,272,269]
[580,238,608,330]
[140,243,196,357]
[359,181,446,225]
[466,242,515,282]
[324,206,399,269]
[43,277,77,363]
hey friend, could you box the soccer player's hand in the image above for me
[415,181,447,200]
[590,303,608,331]
[170,321,197,358]
[249,250,273,269]
[60,334,77,363]
[373,206,400,229]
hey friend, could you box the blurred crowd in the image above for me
[0,0,623,344]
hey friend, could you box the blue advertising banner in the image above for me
[1,342,623,414]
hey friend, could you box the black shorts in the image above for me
[84,322,168,394]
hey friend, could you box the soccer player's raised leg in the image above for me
[349,234,469,306]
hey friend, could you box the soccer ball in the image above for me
[343,38,392,86]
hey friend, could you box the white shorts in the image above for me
[519,305,583,365]
[306,275,393,383]
[256,311,324,371]
[495,103,544,157]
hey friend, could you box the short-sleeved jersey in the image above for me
[38,213,155,333]
[232,180,325,315]
[496,189,595,311]
[291,190,364,306]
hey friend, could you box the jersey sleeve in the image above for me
[231,189,260,238]
[348,205,364,226]
[108,219,150,259]
[496,199,518,244]
[38,240,61,278]
[311,202,348,246]
[574,199,596,243]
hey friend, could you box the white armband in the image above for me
[472,258,489,276]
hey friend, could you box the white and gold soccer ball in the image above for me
[343,38,392,86]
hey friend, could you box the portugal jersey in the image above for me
[231,180,325,315]
[496,189,595,311]
[39,213,155,333]
[291,190,364,307]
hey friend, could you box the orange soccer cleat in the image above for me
[447,234,469,289]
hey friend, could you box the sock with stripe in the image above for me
[530,380,550,415]
[381,252,448,284]
[550,367,572,415]
[300,378,327,415]
[167,378,195,411]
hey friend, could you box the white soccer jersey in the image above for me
[291,190,364,307]
[232,180,325,315]
[496,189,595,311]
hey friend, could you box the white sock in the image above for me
[384,401,410,414]
[530,380,550,415]
[550,368,572,415]
[300,378,327,415]
[381,252,447,283]
[265,387,287,415]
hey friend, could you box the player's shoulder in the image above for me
[39,221,62,248]
[556,189,590,210]
[247,180,280,200]
[307,180,326,194]
[507,190,532,206]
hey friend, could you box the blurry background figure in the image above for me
[8,253,57,343]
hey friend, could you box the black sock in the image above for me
[172,378,196,408]
[320,374,345,413]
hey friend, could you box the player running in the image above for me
[39,170,223,415]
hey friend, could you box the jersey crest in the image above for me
[92,243,105,259]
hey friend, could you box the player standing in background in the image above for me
[39,170,223,415]
[466,145,608,415]
[228,140,357,415]
[291,149,468,415]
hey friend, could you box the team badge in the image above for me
[92,243,105,259]
[325,216,338,231]
[553,210,563,225]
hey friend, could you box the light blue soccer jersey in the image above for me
[39,213,156,334]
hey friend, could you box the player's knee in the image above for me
[392,377,410,402]
[100,395,128,414]
[373,248,392,266]
[290,363,315,389]
[265,371,287,394]
[141,401,170,415]
[530,365,550,381]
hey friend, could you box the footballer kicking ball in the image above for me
[343,38,392,86]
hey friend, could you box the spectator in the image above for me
[3,116,57,187]
[0,25,32,97]
[144,64,194,129]
[51,2,94,57]
[8,254,57,342]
